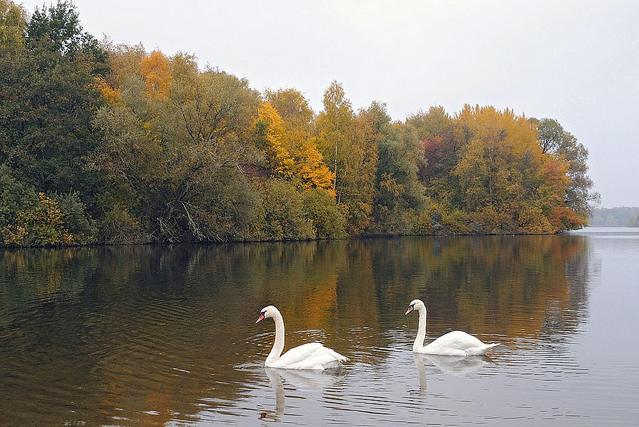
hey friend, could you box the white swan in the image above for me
[256,305,348,370]
[405,299,499,356]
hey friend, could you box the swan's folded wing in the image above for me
[275,343,324,366]
[277,343,348,370]
[425,331,499,356]
[429,331,482,350]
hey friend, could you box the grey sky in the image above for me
[20,0,639,207]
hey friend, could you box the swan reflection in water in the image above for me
[259,367,344,421]
[424,354,492,376]
[413,353,493,394]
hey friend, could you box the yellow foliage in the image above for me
[95,76,121,104]
[296,138,335,193]
[2,193,76,246]
[140,50,172,100]
[258,102,335,192]
[258,102,294,177]
[451,105,572,233]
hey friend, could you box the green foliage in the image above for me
[372,110,426,234]
[91,48,261,243]
[260,179,314,240]
[0,165,38,232]
[316,85,381,234]
[54,192,97,244]
[302,189,347,239]
[0,0,26,53]
[1,192,70,246]
[100,202,147,244]
[0,166,97,246]
[1,191,96,246]
[0,0,107,202]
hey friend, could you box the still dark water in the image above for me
[1,229,638,425]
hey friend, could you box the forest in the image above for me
[0,1,598,246]
[590,207,639,227]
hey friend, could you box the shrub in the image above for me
[0,165,38,234]
[55,192,98,244]
[302,189,346,239]
[2,193,74,246]
[261,179,314,240]
[100,202,148,244]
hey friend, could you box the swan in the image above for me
[405,299,499,356]
[256,305,348,370]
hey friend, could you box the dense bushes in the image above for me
[0,167,96,246]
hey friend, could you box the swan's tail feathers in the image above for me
[325,346,348,363]
[482,343,500,353]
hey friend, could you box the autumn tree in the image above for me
[257,101,295,178]
[316,82,379,233]
[0,1,598,246]
[452,106,570,233]
[533,118,598,221]
[264,88,334,191]
[407,106,466,209]
[140,50,172,100]
[93,47,263,242]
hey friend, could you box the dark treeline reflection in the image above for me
[0,236,589,425]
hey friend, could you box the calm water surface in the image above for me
[1,230,638,425]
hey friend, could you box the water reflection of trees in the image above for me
[0,235,589,424]
[364,235,590,341]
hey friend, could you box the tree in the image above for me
[256,101,295,178]
[372,110,426,233]
[0,0,107,202]
[140,50,172,100]
[265,88,314,131]
[534,118,599,219]
[26,1,107,73]
[264,88,334,191]
[316,83,379,233]
[452,106,571,233]
[92,48,263,242]
[407,106,465,207]
[0,0,26,53]
[316,81,354,196]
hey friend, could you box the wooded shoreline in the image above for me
[0,229,574,250]
[0,1,598,248]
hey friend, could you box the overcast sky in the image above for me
[19,0,639,207]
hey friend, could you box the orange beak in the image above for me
[256,313,265,323]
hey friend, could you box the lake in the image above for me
[1,229,638,425]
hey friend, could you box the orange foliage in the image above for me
[140,50,172,100]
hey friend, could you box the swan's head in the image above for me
[256,305,277,323]
[405,299,425,315]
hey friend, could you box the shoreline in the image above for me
[0,230,581,250]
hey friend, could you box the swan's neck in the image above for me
[413,307,427,351]
[266,310,285,366]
